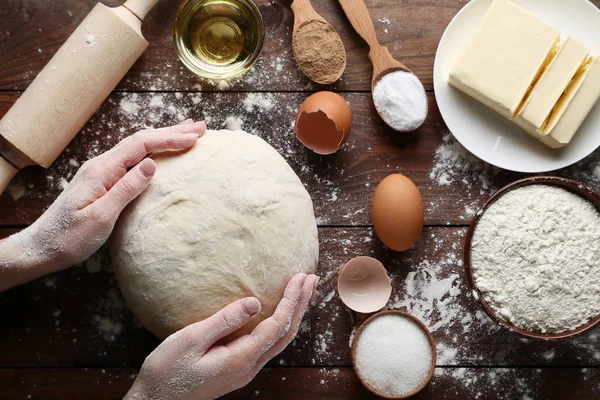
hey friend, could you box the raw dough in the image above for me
[110,130,319,339]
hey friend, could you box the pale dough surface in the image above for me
[110,130,319,339]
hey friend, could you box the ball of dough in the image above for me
[110,130,319,339]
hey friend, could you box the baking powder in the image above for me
[373,71,427,131]
[471,185,600,333]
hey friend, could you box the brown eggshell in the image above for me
[338,256,392,313]
[295,91,352,154]
[371,174,424,252]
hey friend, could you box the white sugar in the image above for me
[354,314,433,396]
[373,71,427,132]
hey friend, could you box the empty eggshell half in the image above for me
[338,256,392,313]
[295,91,352,155]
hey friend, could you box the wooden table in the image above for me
[1,0,599,398]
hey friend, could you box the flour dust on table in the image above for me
[110,130,319,340]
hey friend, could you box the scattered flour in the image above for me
[224,116,243,131]
[429,133,498,191]
[91,287,128,342]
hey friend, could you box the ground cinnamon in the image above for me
[292,20,346,84]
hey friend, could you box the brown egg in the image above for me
[295,91,352,154]
[337,256,392,313]
[371,174,424,251]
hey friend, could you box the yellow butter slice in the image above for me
[449,0,560,118]
[514,37,590,136]
[539,56,600,148]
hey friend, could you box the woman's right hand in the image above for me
[125,273,319,400]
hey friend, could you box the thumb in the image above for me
[190,297,261,354]
[92,158,156,217]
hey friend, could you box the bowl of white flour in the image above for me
[465,176,600,339]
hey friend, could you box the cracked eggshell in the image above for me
[337,256,392,313]
[295,91,352,155]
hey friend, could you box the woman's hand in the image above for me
[0,120,206,291]
[125,273,319,400]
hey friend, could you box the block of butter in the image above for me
[538,56,600,148]
[514,37,590,136]
[449,0,560,119]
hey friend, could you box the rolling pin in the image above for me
[0,0,161,194]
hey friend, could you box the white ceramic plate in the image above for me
[433,0,600,173]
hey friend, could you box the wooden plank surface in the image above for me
[2,227,598,369]
[3,0,597,93]
[0,0,458,92]
[2,92,599,227]
[1,0,599,398]
[1,367,598,400]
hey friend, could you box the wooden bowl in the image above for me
[464,176,600,340]
[351,310,436,399]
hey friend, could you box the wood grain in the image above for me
[2,92,598,227]
[1,367,598,399]
[10,0,600,92]
[1,227,598,368]
[1,1,599,398]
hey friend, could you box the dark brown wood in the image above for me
[0,367,598,399]
[1,1,599,398]
[2,92,598,227]
[0,0,455,92]
[1,227,598,368]
[3,0,598,92]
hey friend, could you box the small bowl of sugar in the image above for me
[464,176,600,340]
[351,310,436,399]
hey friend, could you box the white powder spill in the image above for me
[119,93,141,116]
[429,133,498,192]
[224,116,243,131]
[84,34,97,48]
[243,93,275,112]
[7,182,25,200]
[390,260,463,333]
[91,288,127,342]
[431,368,544,400]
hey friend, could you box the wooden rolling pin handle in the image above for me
[123,0,162,20]
[0,158,18,196]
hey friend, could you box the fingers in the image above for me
[87,157,156,217]
[72,121,206,209]
[107,121,205,170]
[256,274,318,366]
[225,273,317,366]
[189,297,262,355]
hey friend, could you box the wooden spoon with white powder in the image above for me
[338,0,428,132]
[291,0,347,84]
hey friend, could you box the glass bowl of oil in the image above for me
[173,0,265,80]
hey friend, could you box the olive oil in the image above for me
[173,0,265,80]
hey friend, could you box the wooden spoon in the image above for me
[291,0,346,84]
[337,0,428,131]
